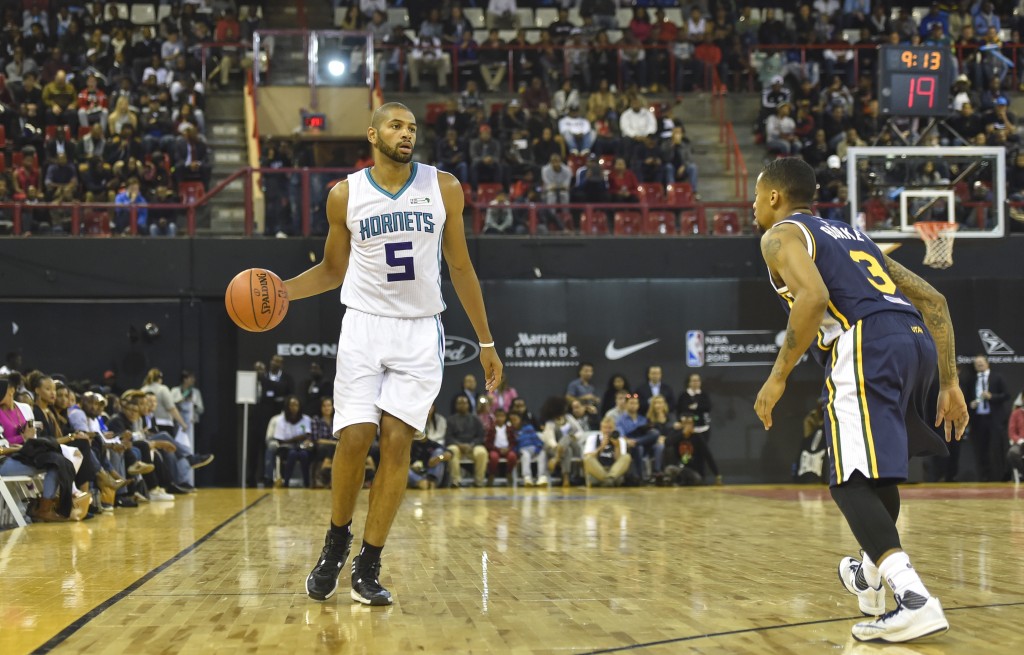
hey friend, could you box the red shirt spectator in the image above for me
[608,158,639,202]
[77,76,107,111]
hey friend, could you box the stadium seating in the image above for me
[679,210,705,235]
[578,211,609,235]
[712,212,741,235]
[613,210,643,235]
[645,211,677,235]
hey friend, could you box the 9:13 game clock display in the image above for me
[878,45,952,117]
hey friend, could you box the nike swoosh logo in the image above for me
[605,338,660,360]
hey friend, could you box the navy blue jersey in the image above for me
[769,213,921,363]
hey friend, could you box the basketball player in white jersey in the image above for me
[283,102,502,605]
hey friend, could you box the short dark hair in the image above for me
[759,157,817,206]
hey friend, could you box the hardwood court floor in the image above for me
[2,484,1023,655]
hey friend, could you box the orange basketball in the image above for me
[225,268,289,332]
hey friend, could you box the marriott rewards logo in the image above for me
[504,332,580,368]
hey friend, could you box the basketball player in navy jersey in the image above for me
[284,102,502,605]
[751,158,969,642]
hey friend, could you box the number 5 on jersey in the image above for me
[385,241,415,281]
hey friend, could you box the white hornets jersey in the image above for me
[340,163,448,318]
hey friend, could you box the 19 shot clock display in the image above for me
[878,45,952,117]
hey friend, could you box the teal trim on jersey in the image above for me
[436,223,447,311]
[364,162,419,200]
[434,314,445,371]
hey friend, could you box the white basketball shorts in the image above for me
[332,308,445,434]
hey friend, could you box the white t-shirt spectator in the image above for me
[620,107,657,139]
[274,414,312,441]
[493,424,510,449]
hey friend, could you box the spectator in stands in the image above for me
[949,101,985,145]
[662,126,698,193]
[486,0,519,31]
[43,152,76,201]
[608,157,640,203]
[408,33,451,93]
[572,154,609,204]
[549,7,577,45]
[42,69,77,130]
[495,99,528,143]
[619,96,657,161]
[338,5,363,31]
[541,152,572,206]
[583,416,632,487]
[536,30,565,90]
[558,105,594,156]
[5,47,37,83]
[631,134,663,183]
[173,124,211,189]
[408,433,449,490]
[269,395,312,488]
[1007,390,1024,481]
[586,78,617,126]
[484,191,514,234]
[436,127,469,182]
[459,79,484,114]
[469,124,506,190]
[114,177,150,235]
[11,147,39,197]
[76,74,108,134]
[478,29,507,93]
[484,408,517,486]
[446,395,487,487]
[105,124,144,167]
[551,79,581,119]
[636,366,675,416]
[443,5,473,48]
[601,374,631,418]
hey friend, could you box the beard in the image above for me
[376,139,413,164]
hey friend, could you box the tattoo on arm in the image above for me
[761,234,782,265]
[885,256,958,386]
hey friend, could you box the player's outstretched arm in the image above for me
[883,255,968,441]
[438,171,503,392]
[754,224,829,429]
[283,180,353,301]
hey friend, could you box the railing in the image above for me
[469,200,754,236]
[374,42,722,95]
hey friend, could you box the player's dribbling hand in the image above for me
[480,347,503,392]
[754,377,786,430]
[935,386,969,442]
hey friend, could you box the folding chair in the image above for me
[0,472,42,528]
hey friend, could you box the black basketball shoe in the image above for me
[306,530,353,601]
[351,555,393,606]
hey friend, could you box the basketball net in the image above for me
[914,221,959,269]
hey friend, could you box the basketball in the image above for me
[225,268,289,332]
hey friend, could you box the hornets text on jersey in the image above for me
[340,162,447,318]
[768,213,920,363]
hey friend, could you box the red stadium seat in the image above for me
[613,210,643,235]
[637,182,664,205]
[0,153,5,173]
[645,211,676,235]
[82,210,112,236]
[179,181,205,204]
[578,211,609,235]
[666,182,695,206]
[475,183,503,204]
[0,124,6,148]
[425,102,447,125]
[679,210,705,235]
[461,182,473,202]
[712,211,741,235]
[79,125,91,139]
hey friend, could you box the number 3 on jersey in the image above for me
[385,241,415,281]
[849,250,896,294]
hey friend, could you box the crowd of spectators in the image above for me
[392,362,723,489]
[0,1,262,236]
[0,355,213,525]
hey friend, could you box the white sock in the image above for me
[878,551,930,601]
[861,552,882,589]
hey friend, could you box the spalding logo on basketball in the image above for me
[225,268,289,332]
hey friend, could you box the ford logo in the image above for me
[444,336,479,366]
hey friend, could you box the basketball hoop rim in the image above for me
[914,221,960,241]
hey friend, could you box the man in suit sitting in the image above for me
[636,365,675,415]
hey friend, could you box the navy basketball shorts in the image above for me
[822,311,937,485]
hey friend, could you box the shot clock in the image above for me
[878,45,952,117]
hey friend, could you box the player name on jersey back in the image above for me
[341,163,447,319]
